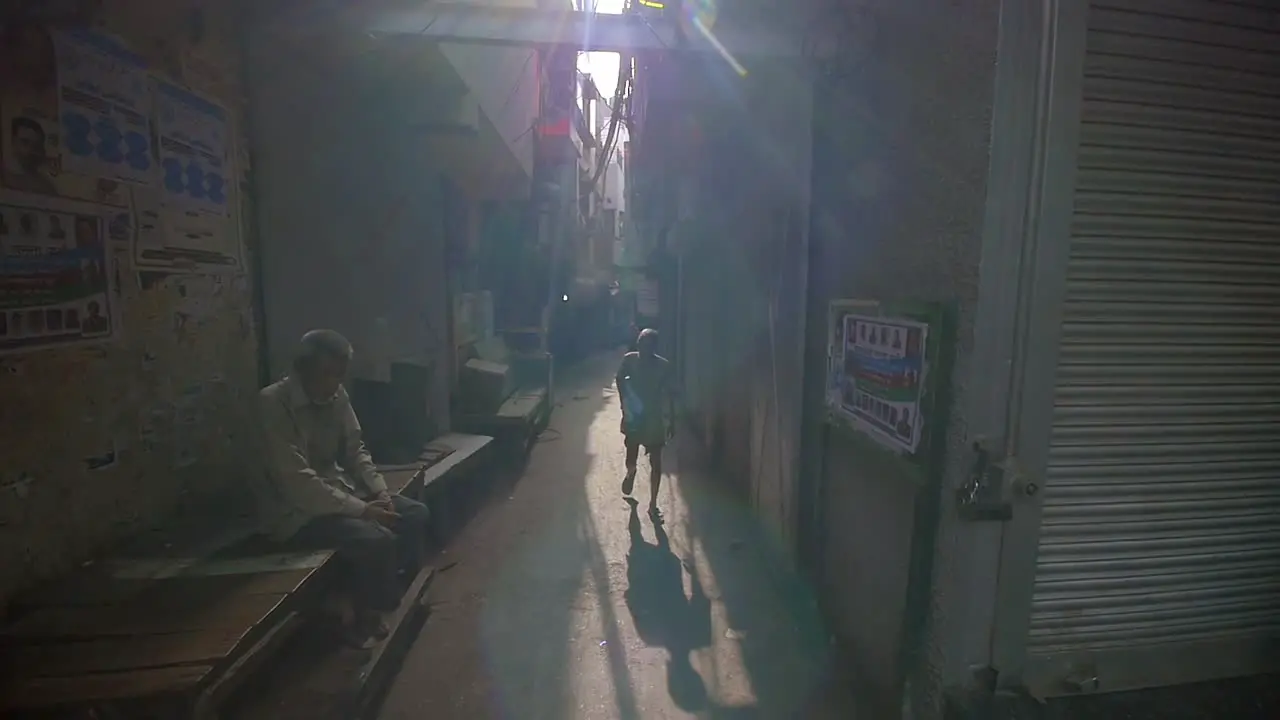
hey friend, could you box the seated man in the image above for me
[258,329,430,647]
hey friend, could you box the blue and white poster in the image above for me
[52,29,154,186]
[153,80,231,217]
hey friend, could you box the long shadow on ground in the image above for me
[622,496,715,714]
[378,354,616,720]
[672,438,860,719]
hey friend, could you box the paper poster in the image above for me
[0,190,117,354]
[1,23,63,196]
[173,274,221,321]
[839,314,929,453]
[636,277,660,317]
[0,24,135,206]
[133,187,240,272]
[153,80,231,217]
[52,28,154,185]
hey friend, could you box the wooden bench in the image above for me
[227,432,493,719]
[0,517,329,719]
[1,432,496,719]
[379,432,495,542]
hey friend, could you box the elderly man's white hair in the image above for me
[294,328,353,370]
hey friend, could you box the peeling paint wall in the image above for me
[806,2,1001,716]
[0,0,259,603]
[246,38,453,434]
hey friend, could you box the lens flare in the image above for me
[682,0,718,31]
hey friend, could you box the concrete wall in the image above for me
[439,39,539,178]
[246,41,452,430]
[0,0,259,603]
[804,2,1001,716]
[663,56,812,552]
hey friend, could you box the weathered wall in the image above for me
[804,1,1001,716]
[0,0,259,602]
[440,42,539,179]
[669,57,812,550]
[441,0,543,177]
[246,37,452,430]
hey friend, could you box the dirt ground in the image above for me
[376,353,859,720]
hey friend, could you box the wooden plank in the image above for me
[20,569,316,609]
[354,565,436,719]
[420,434,494,493]
[419,445,455,464]
[192,611,304,720]
[379,443,459,498]
[3,628,248,677]
[0,665,210,711]
[111,515,261,559]
[106,550,332,580]
[4,592,288,639]
[381,468,423,496]
[11,520,266,611]
[496,390,545,420]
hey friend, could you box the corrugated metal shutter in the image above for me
[1028,0,1280,680]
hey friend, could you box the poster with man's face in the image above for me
[0,23,59,195]
[0,23,128,206]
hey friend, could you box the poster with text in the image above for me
[132,187,240,273]
[840,314,929,454]
[1,24,133,206]
[53,28,154,185]
[0,190,116,354]
[153,80,231,217]
[827,306,847,412]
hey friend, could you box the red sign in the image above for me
[539,117,571,136]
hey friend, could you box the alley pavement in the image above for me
[377,353,857,720]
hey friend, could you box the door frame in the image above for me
[986,0,1090,686]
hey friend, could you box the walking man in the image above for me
[616,328,675,520]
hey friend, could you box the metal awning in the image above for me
[358,4,804,57]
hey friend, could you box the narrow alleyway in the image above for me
[377,353,858,719]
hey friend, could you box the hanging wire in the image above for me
[586,51,633,194]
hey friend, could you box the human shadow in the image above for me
[671,439,856,719]
[622,496,716,713]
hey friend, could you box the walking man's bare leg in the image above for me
[648,445,664,521]
[623,439,640,495]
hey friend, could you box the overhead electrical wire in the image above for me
[586,51,633,194]
[590,0,638,175]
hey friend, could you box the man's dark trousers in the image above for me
[291,495,430,612]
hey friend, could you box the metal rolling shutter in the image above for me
[1028,0,1280,683]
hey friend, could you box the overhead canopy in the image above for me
[258,3,808,58]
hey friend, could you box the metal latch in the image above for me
[956,438,1013,522]
[1060,661,1100,695]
